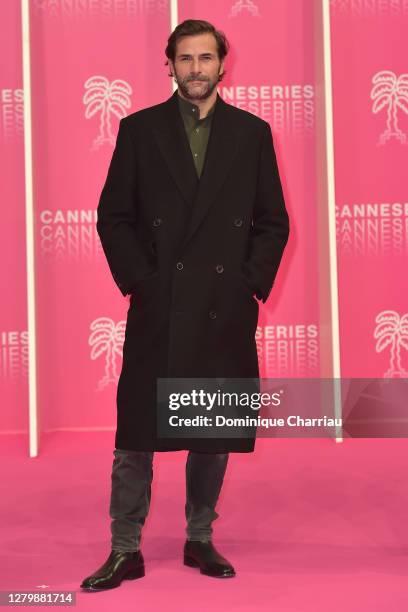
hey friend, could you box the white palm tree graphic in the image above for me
[83,76,132,150]
[371,71,408,144]
[374,310,408,378]
[89,317,126,390]
[229,0,260,18]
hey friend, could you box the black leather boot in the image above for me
[183,540,236,578]
[80,550,145,590]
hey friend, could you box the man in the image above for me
[81,19,289,590]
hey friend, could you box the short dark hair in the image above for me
[165,19,229,80]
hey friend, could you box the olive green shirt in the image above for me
[177,92,216,178]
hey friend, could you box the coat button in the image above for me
[209,310,217,319]
[215,264,224,273]
[234,217,243,227]
[176,262,184,270]
[153,217,162,227]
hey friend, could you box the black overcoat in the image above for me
[96,88,289,453]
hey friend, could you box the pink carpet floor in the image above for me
[1,432,408,611]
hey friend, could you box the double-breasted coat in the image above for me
[96,88,289,453]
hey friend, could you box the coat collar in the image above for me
[177,90,217,121]
[152,88,242,252]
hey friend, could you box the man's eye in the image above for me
[179,57,212,61]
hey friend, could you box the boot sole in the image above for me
[183,555,235,578]
[124,566,145,580]
[80,564,145,590]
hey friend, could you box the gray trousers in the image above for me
[109,449,229,552]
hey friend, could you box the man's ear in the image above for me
[168,59,175,77]
[219,61,225,78]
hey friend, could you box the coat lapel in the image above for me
[152,90,199,209]
[153,89,242,252]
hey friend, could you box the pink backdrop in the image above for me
[331,0,408,378]
[1,0,406,438]
[1,1,27,434]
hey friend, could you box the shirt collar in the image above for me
[177,91,217,121]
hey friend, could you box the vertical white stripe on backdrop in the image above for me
[21,0,39,458]
[170,0,178,92]
[322,0,343,442]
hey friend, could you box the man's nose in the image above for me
[190,58,202,74]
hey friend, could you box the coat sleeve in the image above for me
[242,121,290,304]
[96,117,156,297]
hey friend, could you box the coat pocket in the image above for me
[133,269,159,288]
[129,270,160,308]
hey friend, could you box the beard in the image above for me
[173,69,221,101]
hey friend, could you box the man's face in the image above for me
[169,33,224,101]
